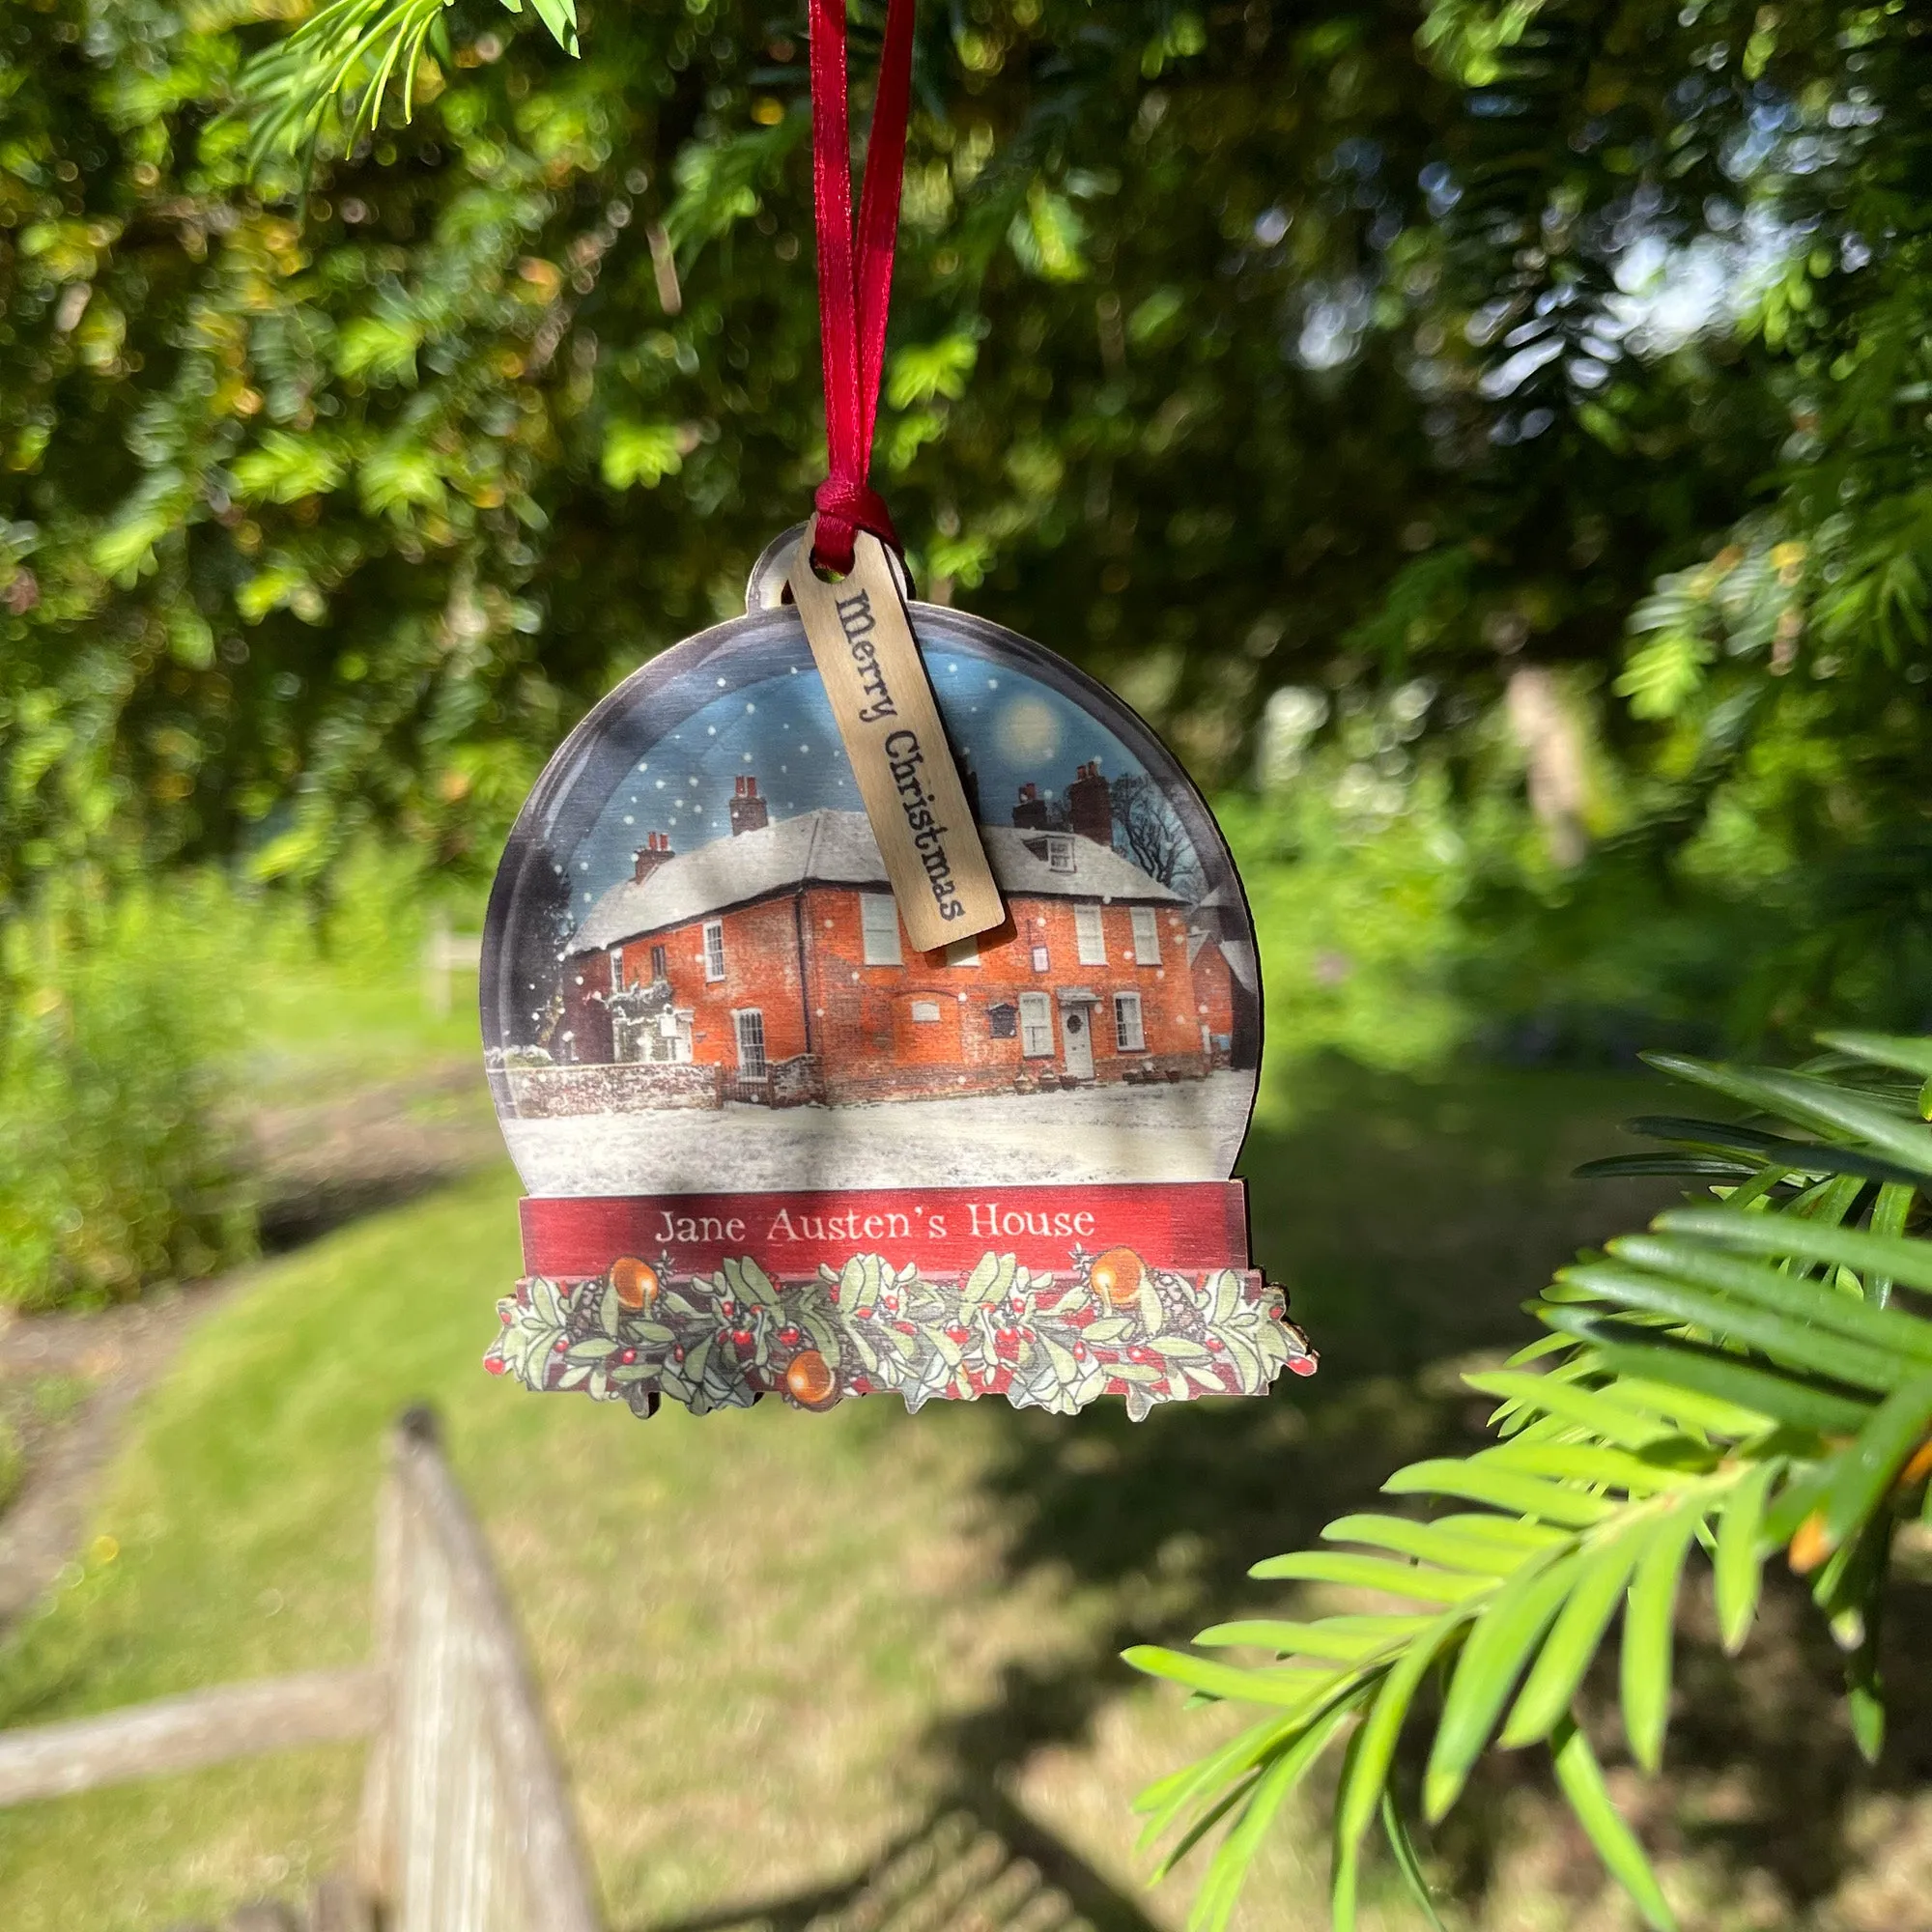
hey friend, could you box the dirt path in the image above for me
[0,1286,239,1628]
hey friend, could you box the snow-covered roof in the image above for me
[571,808,1183,954]
[1187,927,1258,995]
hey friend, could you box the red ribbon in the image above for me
[809,0,916,574]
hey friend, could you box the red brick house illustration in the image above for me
[551,773,1236,1107]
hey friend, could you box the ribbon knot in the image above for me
[809,0,916,576]
[812,477,901,567]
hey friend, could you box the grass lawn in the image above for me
[2,1062,1918,1932]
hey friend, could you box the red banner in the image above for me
[521,1180,1251,1282]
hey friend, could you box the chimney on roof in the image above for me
[1067,760,1112,847]
[632,831,674,884]
[1012,781,1051,831]
[729,773,770,837]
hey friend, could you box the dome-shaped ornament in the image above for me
[481,529,1314,1418]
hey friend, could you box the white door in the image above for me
[1062,1004,1094,1080]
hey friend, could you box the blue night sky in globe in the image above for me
[561,641,1170,918]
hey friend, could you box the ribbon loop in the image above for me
[810,0,917,575]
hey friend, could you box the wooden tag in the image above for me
[787,523,1006,952]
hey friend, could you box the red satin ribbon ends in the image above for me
[809,0,917,574]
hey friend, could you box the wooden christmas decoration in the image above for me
[480,541,1313,1418]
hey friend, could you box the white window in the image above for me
[1114,991,1146,1052]
[1031,944,1050,973]
[649,1010,694,1065]
[943,934,979,967]
[703,920,725,980]
[1130,905,1161,964]
[861,894,902,965]
[733,1009,766,1075]
[1019,992,1055,1058]
[610,945,626,990]
[1074,903,1106,966]
[1046,836,1075,872]
[910,999,941,1023]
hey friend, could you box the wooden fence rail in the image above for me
[0,1406,602,1932]
[0,1669,382,1808]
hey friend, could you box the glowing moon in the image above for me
[995,695,1062,765]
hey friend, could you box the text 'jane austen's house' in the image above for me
[550,772,1253,1109]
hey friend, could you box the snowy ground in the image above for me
[500,1069,1257,1195]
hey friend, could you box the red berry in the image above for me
[498,1307,513,1325]
[553,1338,568,1353]
[856,1305,874,1321]
[779,1325,801,1346]
[945,1324,969,1344]
[672,1346,686,1363]
[731,1327,753,1348]
[619,1349,637,1365]
[720,1298,736,1319]
[828,1287,840,1304]
[1288,1356,1318,1378]
[485,1356,507,1376]
[895,1321,916,1336]
[1208,1338,1225,1353]
[851,1378,871,1395]
[1073,1343,1088,1360]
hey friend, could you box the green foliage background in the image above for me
[1,0,1926,1013]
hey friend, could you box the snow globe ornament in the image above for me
[481,529,1314,1418]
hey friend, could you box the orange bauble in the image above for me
[611,1256,660,1313]
[784,1349,839,1409]
[1089,1247,1146,1309]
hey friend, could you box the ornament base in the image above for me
[488,1183,1315,1420]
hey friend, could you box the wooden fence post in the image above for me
[353,1406,413,1907]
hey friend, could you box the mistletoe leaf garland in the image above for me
[484,1247,1313,1419]
[964,1250,1020,1310]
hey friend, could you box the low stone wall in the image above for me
[505,1052,1210,1115]
[506,1061,724,1117]
[768,1054,825,1107]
